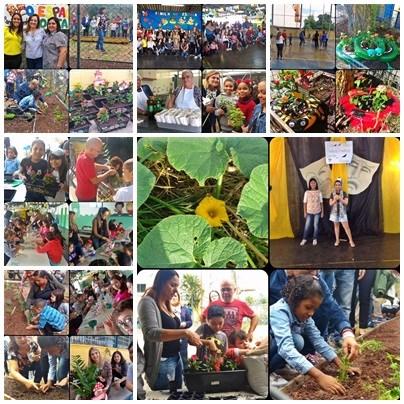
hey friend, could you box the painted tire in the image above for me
[353,35,386,61]
[379,40,400,62]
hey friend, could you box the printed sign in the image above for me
[325,141,353,164]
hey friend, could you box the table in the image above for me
[5,180,26,202]
[137,116,179,133]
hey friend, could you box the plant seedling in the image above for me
[359,339,383,353]
[337,355,351,382]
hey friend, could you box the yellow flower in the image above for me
[195,196,229,227]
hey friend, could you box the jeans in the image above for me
[96,29,106,50]
[270,333,304,372]
[6,82,14,99]
[19,94,37,111]
[181,51,188,58]
[26,57,43,69]
[153,353,183,391]
[302,213,320,240]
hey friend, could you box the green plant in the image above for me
[5,112,15,120]
[71,113,86,127]
[359,339,383,352]
[97,108,109,123]
[71,355,99,399]
[53,107,64,122]
[337,355,351,382]
[181,273,204,317]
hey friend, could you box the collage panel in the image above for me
[202,4,266,69]
[137,4,202,70]
[269,137,400,268]
[137,69,202,133]
[69,336,133,399]
[137,269,268,399]
[270,4,335,69]
[5,69,69,133]
[5,202,69,266]
[137,137,268,269]
[69,70,133,134]
[336,4,400,70]
[68,203,133,267]
[69,4,133,69]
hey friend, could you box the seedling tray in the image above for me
[184,370,247,393]
[95,114,130,133]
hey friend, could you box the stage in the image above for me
[270,234,400,269]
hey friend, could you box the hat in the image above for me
[50,148,64,158]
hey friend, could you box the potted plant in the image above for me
[71,355,99,400]
[25,172,60,197]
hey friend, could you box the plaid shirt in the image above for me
[39,305,66,331]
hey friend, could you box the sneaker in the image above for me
[300,239,307,246]
[334,241,340,246]
[313,239,317,246]
[270,373,288,388]
[350,241,356,247]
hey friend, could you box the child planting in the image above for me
[26,298,66,335]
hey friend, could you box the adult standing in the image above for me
[202,70,221,133]
[166,70,201,110]
[96,7,108,53]
[4,12,23,68]
[275,29,284,60]
[313,30,320,49]
[138,270,202,391]
[201,279,259,340]
[91,207,111,249]
[23,14,46,69]
[42,18,68,69]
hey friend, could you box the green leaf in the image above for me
[167,138,229,185]
[138,215,212,268]
[137,138,168,162]
[237,164,268,238]
[225,138,268,178]
[137,161,156,209]
[203,237,248,268]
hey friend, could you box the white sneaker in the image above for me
[300,239,307,246]
[313,239,317,246]
[270,373,288,388]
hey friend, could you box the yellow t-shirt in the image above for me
[4,26,22,56]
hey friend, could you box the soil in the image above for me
[5,378,68,400]
[285,317,400,400]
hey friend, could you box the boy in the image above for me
[114,158,133,202]
[26,299,66,335]
[75,137,117,201]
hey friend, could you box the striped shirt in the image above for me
[39,305,66,331]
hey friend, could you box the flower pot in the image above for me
[184,369,247,393]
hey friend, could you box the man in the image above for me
[270,269,359,361]
[201,279,259,341]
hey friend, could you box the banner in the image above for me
[325,141,353,164]
[5,4,69,30]
[139,10,201,30]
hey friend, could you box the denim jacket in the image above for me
[270,298,337,374]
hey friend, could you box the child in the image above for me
[329,179,355,247]
[6,69,17,99]
[111,274,131,304]
[46,148,68,202]
[75,137,117,202]
[18,89,43,114]
[83,239,96,256]
[270,275,360,395]
[5,146,20,176]
[109,219,118,239]
[39,220,50,240]
[114,158,133,202]
[107,156,123,190]
[50,288,69,322]
[36,231,64,266]
[116,243,132,266]
[236,79,256,126]
[26,299,66,335]
[68,241,83,266]
[244,80,266,133]
[300,177,324,246]
[4,229,21,265]
[19,138,48,202]
[215,77,238,133]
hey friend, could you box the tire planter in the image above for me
[339,88,399,132]
[184,369,247,393]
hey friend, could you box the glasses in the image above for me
[117,316,133,331]
[221,288,233,292]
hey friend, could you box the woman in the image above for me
[4,13,23,68]
[26,270,65,308]
[166,70,201,110]
[138,270,202,391]
[23,14,46,69]
[202,70,221,133]
[88,347,112,395]
[6,336,43,391]
[104,298,133,335]
[91,207,110,249]
[42,17,68,69]
[111,274,131,304]
[111,351,128,389]
[243,80,266,133]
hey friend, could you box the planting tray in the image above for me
[102,101,131,115]
[156,121,201,133]
[95,114,130,133]
[184,370,247,393]
[70,117,91,133]
[25,180,59,197]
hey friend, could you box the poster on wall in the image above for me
[4,4,69,30]
[325,141,353,164]
[139,10,201,30]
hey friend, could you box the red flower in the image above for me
[190,355,198,361]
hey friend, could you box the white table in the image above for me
[5,183,26,202]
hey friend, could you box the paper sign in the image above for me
[325,141,353,164]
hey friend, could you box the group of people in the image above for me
[138,271,265,397]
[4,12,68,69]
[68,206,133,266]
[202,18,265,57]
[270,269,400,394]
[137,26,202,60]
[69,270,133,336]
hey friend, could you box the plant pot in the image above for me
[184,369,247,393]
[70,116,91,133]
[95,114,130,133]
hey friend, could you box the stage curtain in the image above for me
[270,138,294,239]
[381,138,400,233]
[330,137,349,193]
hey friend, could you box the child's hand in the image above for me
[316,374,346,395]
[26,324,36,330]
[241,125,249,133]
[108,168,117,176]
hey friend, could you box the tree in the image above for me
[181,274,204,318]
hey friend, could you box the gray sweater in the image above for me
[138,296,163,389]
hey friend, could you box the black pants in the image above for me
[350,270,377,328]
[276,44,283,58]
[42,323,60,336]
[69,314,83,336]
[5,54,22,68]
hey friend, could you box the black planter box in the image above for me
[25,179,60,198]
[95,114,130,133]
[184,370,247,393]
[70,116,91,133]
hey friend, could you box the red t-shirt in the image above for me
[36,239,63,264]
[236,97,256,125]
[76,152,97,201]
[202,299,255,337]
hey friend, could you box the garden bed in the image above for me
[282,317,400,400]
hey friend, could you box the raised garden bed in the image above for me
[282,316,400,400]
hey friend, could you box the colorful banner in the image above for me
[5,4,69,30]
[139,10,201,30]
